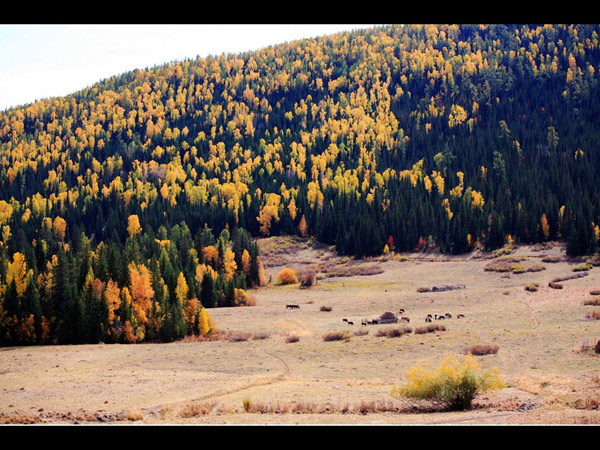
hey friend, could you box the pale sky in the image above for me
[0,24,377,111]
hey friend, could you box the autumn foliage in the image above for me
[0,225,259,345]
[390,353,505,410]
[2,24,600,344]
[276,268,298,285]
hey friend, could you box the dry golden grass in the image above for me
[124,410,145,421]
[178,401,218,418]
[1,239,600,424]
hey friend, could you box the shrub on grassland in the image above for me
[277,268,298,285]
[124,410,145,421]
[299,269,317,288]
[552,272,588,283]
[587,254,600,267]
[464,344,500,356]
[242,398,253,412]
[235,289,257,306]
[542,256,564,263]
[179,401,217,418]
[484,259,545,274]
[252,332,270,340]
[286,334,300,343]
[524,284,539,292]
[573,263,593,272]
[414,324,446,334]
[228,333,252,342]
[376,327,412,338]
[583,297,600,306]
[323,331,351,342]
[390,353,505,411]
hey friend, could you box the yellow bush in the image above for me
[276,267,298,285]
[390,353,505,410]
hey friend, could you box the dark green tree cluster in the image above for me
[0,221,261,346]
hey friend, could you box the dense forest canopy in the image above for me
[1,24,600,345]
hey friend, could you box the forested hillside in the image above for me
[1,24,600,345]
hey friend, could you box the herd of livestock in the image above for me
[285,304,465,326]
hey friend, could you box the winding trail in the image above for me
[477,329,518,376]
[145,349,292,420]
[428,401,541,425]
[518,297,542,329]
[474,290,546,378]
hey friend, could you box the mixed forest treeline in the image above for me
[1,24,600,345]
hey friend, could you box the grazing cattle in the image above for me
[286,304,300,309]
[347,321,354,326]
[425,317,432,323]
[457,314,465,319]
[445,313,452,319]
[400,316,410,323]
[398,308,405,314]
[371,319,379,325]
[342,318,348,322]
[361,319,367,326]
